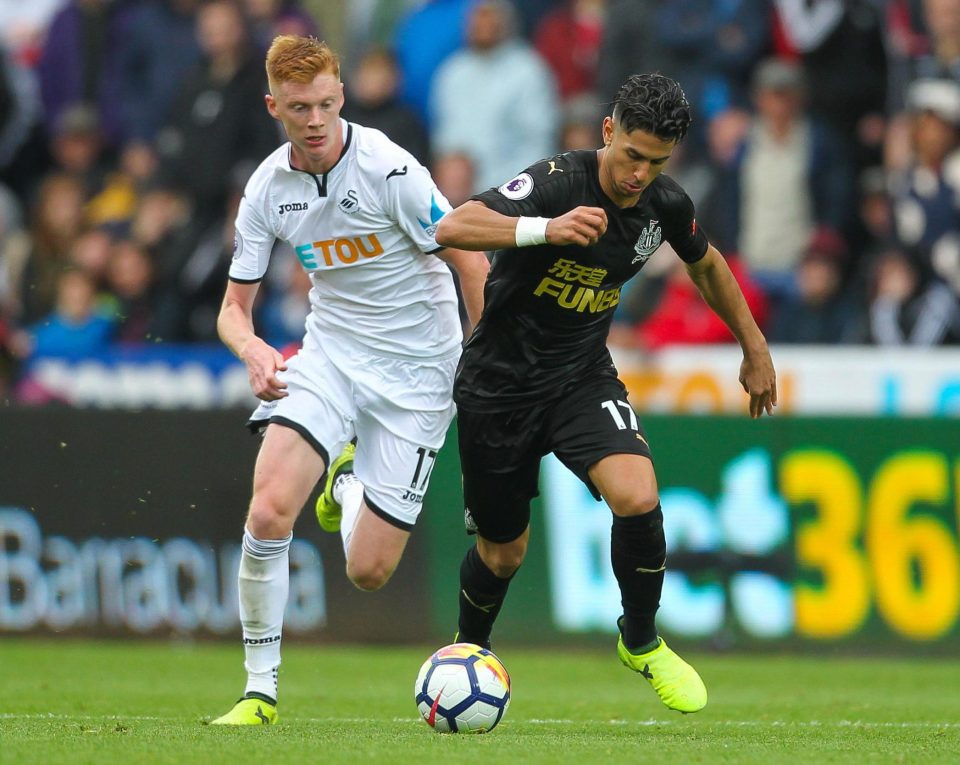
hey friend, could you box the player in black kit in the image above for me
[434,73,777,714]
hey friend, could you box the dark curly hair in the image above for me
[611,73,691,143]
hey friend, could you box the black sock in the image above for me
[457,545,514,648]
[611,504,666,651]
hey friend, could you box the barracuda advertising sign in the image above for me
[0,408,431,640]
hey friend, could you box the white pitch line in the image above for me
[2,713,959,730]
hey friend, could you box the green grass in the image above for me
[1,639,958,765]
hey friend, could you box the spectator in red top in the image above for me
[632,252,768,350]
[534,0,606,101]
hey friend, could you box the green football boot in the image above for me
[315,442,356,532]
[210,694,278,725]
[617,623,707,713]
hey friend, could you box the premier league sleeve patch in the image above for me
[498,172,534,200]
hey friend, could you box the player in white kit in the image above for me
[211,35,489,725]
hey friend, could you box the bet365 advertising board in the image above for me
[422,416,960,649]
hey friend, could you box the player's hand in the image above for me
[739,348,777,418]
[240,337,289,401]
[546,206,607,247]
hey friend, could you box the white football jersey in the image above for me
[230,120,462,360]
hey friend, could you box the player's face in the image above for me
[266,71,345,174]
[599,117,677,207]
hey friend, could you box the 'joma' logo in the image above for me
[278,202,308,215]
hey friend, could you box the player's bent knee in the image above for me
[479,540,527,578]
[345,558,395,592]
[609,492,660,518]
[247,494,298,539]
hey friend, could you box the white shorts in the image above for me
[248,333,458,529]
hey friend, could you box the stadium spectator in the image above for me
[560,92,604,151]
[0,0,67,67]
[654,0,773,160]
[852,165,897,258]
[768,227,867,344]
[115,0,203,147]
[129,186,191,253]
[105,238,160,344]
[715,57,855,302]
[37,0,138,150]
[868,247,960,344]
[884,0,960,171]
[0,43,41,172]
[346,0,421,60]
[630,254,769,350]
[432,151,477,208]
[0,41,46,205]
[256,254,312,352]
[65,227,114,287]
[17,172,87,324]
[242,0,319,54]
[889,79,960,291]
[0,183,30,322]
[45,102,138,230]
[153,0,280,216]
[533,0,606,102]
[689,106,753,255]
[512,0,562,37]
[596,0,672,121]
[341,47,430,165]
[773,0,888,172]
[22,267,115,359]
[393,0,473,123]
[122,179,229,343]
[48,103,106,188]
[892,0,960,106]
[431,0,560,192]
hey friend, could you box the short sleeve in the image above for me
[471,154,576,219]
[229,192,277,282]
[382,163,453,253]
[662,186,709,264]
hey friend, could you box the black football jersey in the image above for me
[454,149,708,411]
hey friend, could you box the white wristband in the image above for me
[515,216,550,247]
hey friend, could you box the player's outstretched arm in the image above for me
[435,247,490,332]
[435,200,608,251]
[218,280,288,401]
[685,246,777,418]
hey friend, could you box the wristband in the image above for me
[514,216,550,247]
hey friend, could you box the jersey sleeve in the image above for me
[471,154,575,218]
[229,190,277,282]
[382,162,453,253]
[661,183,709,264]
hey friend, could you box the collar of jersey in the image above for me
[282,119,353,178]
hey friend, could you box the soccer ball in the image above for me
[414,642,511,733]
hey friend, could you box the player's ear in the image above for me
[602,116,614,146]
[265,94,279,119]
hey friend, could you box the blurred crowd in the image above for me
[2,0,960,400]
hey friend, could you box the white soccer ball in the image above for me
[414,642,511,733]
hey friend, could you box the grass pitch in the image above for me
[1,639,958,765]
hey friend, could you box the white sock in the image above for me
[335,474,365,556]
[239,527,291,702]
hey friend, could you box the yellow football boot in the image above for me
[210,695,278,725]
[618,634,707,714]
[315,442,356,532]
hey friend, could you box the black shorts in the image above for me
[457,370,652,543]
